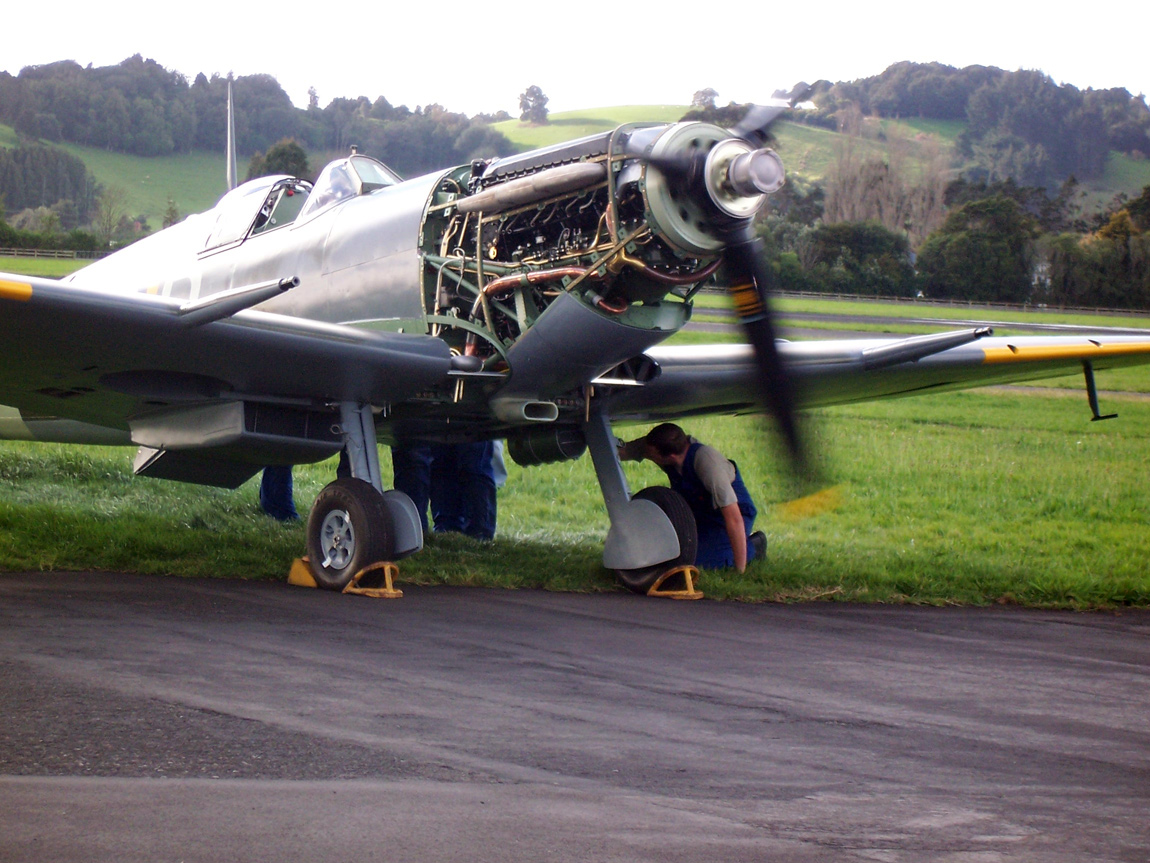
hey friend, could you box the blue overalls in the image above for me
[662,442,758,569]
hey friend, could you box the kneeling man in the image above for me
[620,423,765,572]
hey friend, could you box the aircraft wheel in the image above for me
[613,486,697,594]
[306,478,394,590]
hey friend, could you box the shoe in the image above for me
[749,531,767,561]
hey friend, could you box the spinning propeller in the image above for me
[636,84,820,488]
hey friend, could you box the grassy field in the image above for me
[492,106,688,149]
[56,144,228,222]
[0,256,90,278]
[2,376,1149,607]
[694,291,1150,327]
[1089,152,1150,209]
[0,122,226,221]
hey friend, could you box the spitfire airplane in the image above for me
[3,87,1150,592]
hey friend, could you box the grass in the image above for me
[1090,152,1150,203]
[692,291,1150,327]
[492,106,689,150]
[55,144,228,222]
[0,256,90,278]
[2,383,1149,608]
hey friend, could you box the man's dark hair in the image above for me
[645,423,690,457]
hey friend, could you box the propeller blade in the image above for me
[730,83,812,147]
[721,230,811,481]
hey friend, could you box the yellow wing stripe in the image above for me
[0,279,33,302]
[982,342,1150,364]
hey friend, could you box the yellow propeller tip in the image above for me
[776,485,843,522]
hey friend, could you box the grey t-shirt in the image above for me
[688,442,738,510]
[619,436,737,510]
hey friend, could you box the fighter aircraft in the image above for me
[3,87,1150,592]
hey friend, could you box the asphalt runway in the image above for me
[1,572,1148,862]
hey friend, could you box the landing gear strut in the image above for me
[304,402,423,590]
[614,486,698,593]
[581,403,698,593]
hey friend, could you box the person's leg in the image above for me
[429,443,465,533]
[458,440,496,541]
[391,443,432,534]
[693,521,735,569]
[259,466,298,521]
[741,512,766,562]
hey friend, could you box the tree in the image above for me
[264,139,310,179]
[917,196,1038,302]
[1126,185,1150,232]
[518,85,549,124]
[162,196,180,229]
[10,206,59,234]
[824,123,950,248]
[91,185,130,246]
[691,88,718,111]
[793,221,918,296]
[50,198,79,230]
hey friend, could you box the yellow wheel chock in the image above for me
[646,565,703,600]
[287,558,403,598]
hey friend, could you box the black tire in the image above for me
[306,478,393,590]
[614,486,698,593]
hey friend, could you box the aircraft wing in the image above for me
[607,331,1150,421]
[0,272,452,483]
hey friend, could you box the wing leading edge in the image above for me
[0,272,453,483]
[608,332,1150,422]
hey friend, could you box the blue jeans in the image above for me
[429,441,497,540]
[391,443,433,534]
[259,465,298,521]
[694,512,756,569]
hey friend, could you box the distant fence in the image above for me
[0,247,104,260]
[701,288,1150,319]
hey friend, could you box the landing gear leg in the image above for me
[305,403,423,590]
[581,404,695,592]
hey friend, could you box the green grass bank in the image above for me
[2,382,1147,608]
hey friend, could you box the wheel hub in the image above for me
[318,509,355,569]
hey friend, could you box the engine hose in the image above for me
[615,254,722,286]
[481,266,600,301]
[587,290,628,314]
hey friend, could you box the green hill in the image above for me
[5,105,1150,226]
[495,107,955,185]
[57,143,229,222]
[492,106,689,148]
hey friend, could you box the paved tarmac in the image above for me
[1,571,1147,862]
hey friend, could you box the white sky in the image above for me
[3,1,1148,115]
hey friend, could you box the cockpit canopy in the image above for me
[199,154,400,253]
[296,154,401,222]
[202,175,312,252]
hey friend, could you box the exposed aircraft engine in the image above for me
[412,120,787,435]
